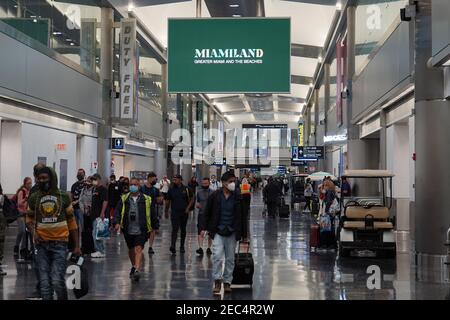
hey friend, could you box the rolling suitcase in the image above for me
[232,241,254,286]
[278,197,290,218]
[309,222,320,249]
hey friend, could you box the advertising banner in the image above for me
[168,18,290,93]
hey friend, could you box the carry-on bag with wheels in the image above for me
[278,197,290,218]
[232,241,254,286]
[310,221,320,249]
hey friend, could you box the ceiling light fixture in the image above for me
[70,42,75,46]
[229,4,240,8]
[318,55,323,63]
[52,31,62,35]
[128,3,135,12]
[309,83,314,88]
[336,1,342,11]
[232,14,241,17]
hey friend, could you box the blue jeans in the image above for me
[92,218,105,254]
[35,242,68,300]
[212,233,237,284]
[74,208,83,232]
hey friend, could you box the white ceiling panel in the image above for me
[290,83,310,98]
[264,0,337,47]
[291,56,318,77]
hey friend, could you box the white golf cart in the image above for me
[337,170,396,258]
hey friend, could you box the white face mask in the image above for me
[226,182,236,192]
[92,180,98,186]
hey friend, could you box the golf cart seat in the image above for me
[343,206,393,230]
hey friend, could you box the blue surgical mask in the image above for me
[130,185,139,193]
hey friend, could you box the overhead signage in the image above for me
[298,122,304,147]
[120,18,138,123]
[243,124,288,129]
[111,138,125,150]
[168,18,291,93]
[292,146,324,161]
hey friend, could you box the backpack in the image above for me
[3,195,20,224]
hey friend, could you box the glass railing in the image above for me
[0,0,102,76]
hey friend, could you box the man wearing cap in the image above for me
[165,174,194,255]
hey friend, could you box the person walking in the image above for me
[0,184,8,276]
[304,178,313,212]
[90,173,108,258]
[79,176,94,254]
[209,175,221,191]
[26,166,81,300]
[14,177,32,260]
[239,173,251,241]
[70,169,86,238]
[196,177,212,256]
[165,174,194,255]
[263,177,283,218]
[107,174,122,225]
[202,171,243,295]
[114,178,153,281]
[141,172,162,256]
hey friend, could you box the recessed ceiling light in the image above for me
[309,83,314,88]
[66,38,72,42]
[70,42,75,46]
[336,1,342,11]
[232,14,241,17]
[53,31,62,35]
[229,4,239,8]
[33,19,37,23]
[128,3,135,12]
[318,55,323,63]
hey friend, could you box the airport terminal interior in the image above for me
[0,0,450,301]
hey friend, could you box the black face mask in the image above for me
[39,181,51,192]
[122,184,129,192]
[202,185,209,190]
[77,174,84,181]
[151,181,157,186]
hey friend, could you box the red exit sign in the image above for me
[56,144,66,151]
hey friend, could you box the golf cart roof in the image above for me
[342,170,395,178]
[292,174,309,177]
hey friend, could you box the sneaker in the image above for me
[170,247,176,255]
[133,270,140,282]
[148,247,155,255]
[0,265,6,276]
[129,267,136,279]
[91,251,106,258]
[196,248,204,256]
[224,283,232,293]
[26,291,41,300]
[206,248,212,256]
[179,247,185,254]
[213,280,222,295]
[13,246,19,257]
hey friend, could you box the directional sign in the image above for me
[111,138,125,150]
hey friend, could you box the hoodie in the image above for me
[26,167,77,242]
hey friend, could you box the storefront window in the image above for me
[355,0,408,74]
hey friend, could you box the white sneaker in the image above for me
[91,252,106,258]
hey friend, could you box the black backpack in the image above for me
[2,195,20,224]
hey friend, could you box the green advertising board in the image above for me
[168,18,291,93]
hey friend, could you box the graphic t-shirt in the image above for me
[27,191,77,242]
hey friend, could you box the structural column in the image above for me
[97,7,114,181]
[156,63,169,179]
[414,0,450,273]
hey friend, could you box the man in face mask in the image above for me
[202,171,243,295]
[141,172,162,255]
[70,169,85,237]
[196,177,212,256]
[26,166,80,300]
[165,174,194,255]
[114,178,153,281]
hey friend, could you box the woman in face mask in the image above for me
[78,177,93,253]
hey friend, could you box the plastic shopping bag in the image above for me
[319,214,332,233]
[94,218,110,240]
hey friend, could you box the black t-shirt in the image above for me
[91,185,108,218]
[108,182,121,208]
[167,184,192,214]
[70,181,85,209]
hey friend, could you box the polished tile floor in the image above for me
[1,191,449,300]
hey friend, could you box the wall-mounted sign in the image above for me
[168,18,291,93]
[324,134,347,143]
[120,18,138,123]
[111,137,125,150]
[243,124,288,129]
[298,122,304,147]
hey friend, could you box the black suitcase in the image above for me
[232,241,254,286]
[278,197,290,218]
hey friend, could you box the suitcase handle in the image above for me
[237,240,250,254]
